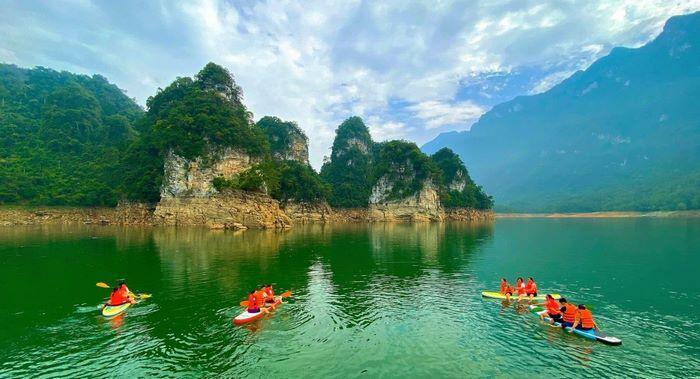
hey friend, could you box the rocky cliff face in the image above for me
[282,201,333,223]
[154,190,291,229]
[274,133,309,165]
[160,148,257,198]
[368,178,444,222]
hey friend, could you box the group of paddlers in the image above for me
[499,277,599,332]
[246,284,276,313]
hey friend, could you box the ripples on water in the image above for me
[1,221,699,377]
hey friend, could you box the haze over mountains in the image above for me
[423,12,700,212]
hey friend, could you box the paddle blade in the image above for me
[281,291,292,298]
[96,282,110,289]
[240,300,249,307]
[138,294,152,299]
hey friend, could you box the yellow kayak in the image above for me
[102,302,131,318]
[481,291,560,301]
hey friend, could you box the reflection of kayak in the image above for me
[102,303,131,318]
[481,291,560,301]
[529,305,622,345]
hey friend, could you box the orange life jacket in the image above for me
[578,309,594,328]
[500,282,508,294]
[516,282,526,295]
[265,287,274,298]
[255,291,265,307]
[562,303,577,323]
[545,298,560,315]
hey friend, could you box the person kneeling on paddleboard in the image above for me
[264,284,275,304]
[500,278,513,300]
[559,298,577,328]
[570,304,598,332]
[515,277,526,300]
[540,294,562,324]
[247,290,261,313]
[525,277,538,299]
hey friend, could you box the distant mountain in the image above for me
[423,12,700,212]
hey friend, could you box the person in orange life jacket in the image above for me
[539,294,562,324]
[570,304,598,331]
[558,298,578,328]
[515,277,526,300]
[117,281,135,301]
[500,278,513,300]
[108,284,136,306]
[247,290,261,313]
[263,284,275,304]
[525,277,538,299]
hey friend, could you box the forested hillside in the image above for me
[423,12,700,212]
[0,64,142,206]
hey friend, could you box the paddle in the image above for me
[239,291,292,307]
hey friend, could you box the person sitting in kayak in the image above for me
[247,290,261,314]
[570,304,598,332]
[500,278,513,300]
[264,284,275,304]
[117,281,135,301]
[559,298,577,328]
[540,294,562,324]
[108,285,136,306]
[515,277,526,300]
[525,277,538,299]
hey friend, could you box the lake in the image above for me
[1,219,698,377]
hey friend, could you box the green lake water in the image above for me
[1,219,699,377]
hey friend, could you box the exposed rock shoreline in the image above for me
[0,201,493,228]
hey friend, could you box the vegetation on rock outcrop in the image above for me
[430,148,493,209]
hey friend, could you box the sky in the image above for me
[1,0,700,168]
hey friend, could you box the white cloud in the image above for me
[408,101,486,130]
[1,0,700,168]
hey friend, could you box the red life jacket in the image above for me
[516,282,526,295]
[525,281,537,294]
[109,290,127,306]
[562,304,577,323]
[265,287,274,298]
[578,309,595,328]
[247,294,258,311]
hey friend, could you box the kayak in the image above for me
[529,305,622,345]
[233,308,268,325]
[481,291,560,301]
[233,296,283,325]
[102,302,131,318]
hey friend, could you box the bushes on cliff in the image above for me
[372,140,441,201]
[258,116,308,160]
[276,161,331,202]
[146,63,269,161]
[320,117,374,208]
[430,148,493,209]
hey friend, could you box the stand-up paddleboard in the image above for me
[529,305,621,345]
[481,291,560,301]
[102,302,131,318]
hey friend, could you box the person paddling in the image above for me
[264,284,275,304]
[525,277,538,300]
[500,278,513,300]
[108,284,136,306]
[247,290,261,314]
[515,277,526,300]
[570,304,598,332]
[540,294,562,324]
[559,298,577,328]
